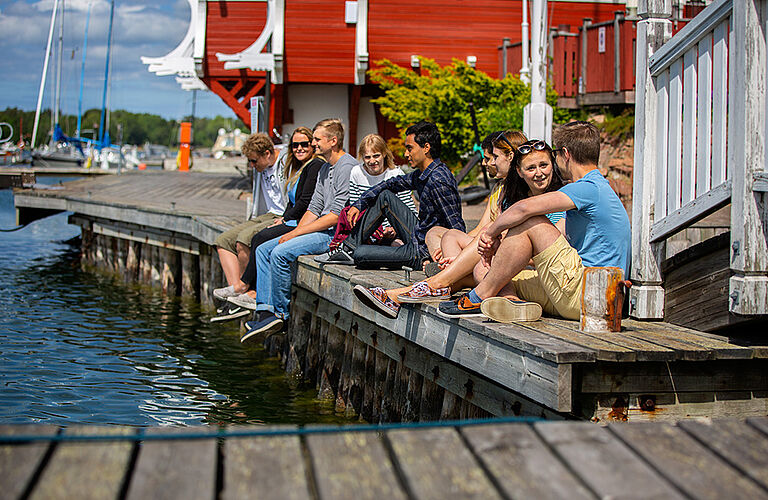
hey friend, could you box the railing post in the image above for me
[728,0,768,315]
[629,0,672,319]
[579,18,592,95]
[614,11,622,93]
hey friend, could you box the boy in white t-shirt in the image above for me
[212,133,284,320]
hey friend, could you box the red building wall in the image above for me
[204,1,269,79]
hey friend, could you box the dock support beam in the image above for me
[728,0,768,316]
[629,0,672,319]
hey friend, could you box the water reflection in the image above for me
[0,185,347,427]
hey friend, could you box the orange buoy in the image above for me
[138,163,147,170]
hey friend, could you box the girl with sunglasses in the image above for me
[225,127,325,311]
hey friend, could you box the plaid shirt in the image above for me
[353,159,465,259]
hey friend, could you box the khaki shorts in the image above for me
[213,213,279,254]
[508,234,584,320]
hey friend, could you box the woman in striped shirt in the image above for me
[319,134,416,255]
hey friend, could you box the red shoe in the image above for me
[397,281,451,303]
[353,285,401,318]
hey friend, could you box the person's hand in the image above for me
[439,256,455,268]
[279,230,297,244]
[346,207,361,227]
[268,217,284,228]
[478,230,501,266]
[431,247,443,263]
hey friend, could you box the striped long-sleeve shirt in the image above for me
[353,159,465,259]
[348,165,417,228]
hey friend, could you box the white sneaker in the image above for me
[213,285,239,301]
[227,293,260,310]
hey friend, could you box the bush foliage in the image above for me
[368,57,571,167]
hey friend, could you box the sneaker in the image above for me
[436,293,483,319]
[242,312,284,343]
[397,281,451,303]
[352,285,400,318]
[424,261,442,278]
[314,246,355,265]
[227,293,260,310]
[481,297,542,322]
[210,304,251,323]
[213,285,239,301]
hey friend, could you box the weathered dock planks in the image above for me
[12,172,768,421]
[2,419,768,499]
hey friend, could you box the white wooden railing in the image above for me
[631,0,768,319]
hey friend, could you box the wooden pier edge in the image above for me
[13,173,768,422]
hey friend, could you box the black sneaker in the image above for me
[210,304,251,323]
[314,245,355,265]
[242,312,284,343]
[436,293,484,319]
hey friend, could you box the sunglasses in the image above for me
[247,158,260,166]
[493,131,517,152]
[292,141,311,149]
[517,140,548,155]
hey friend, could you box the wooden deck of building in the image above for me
[3,418,768,499]
[12,172,768,421]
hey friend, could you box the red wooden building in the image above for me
[143,0,705,151]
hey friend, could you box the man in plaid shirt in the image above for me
[319,121,465,270]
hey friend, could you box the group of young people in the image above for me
[211,117,631,342]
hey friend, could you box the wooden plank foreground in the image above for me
[2,419,768,500]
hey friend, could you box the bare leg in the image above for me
[439,229,475,263]
[473,216,561,300]
[236,242,250,273]
[426,233,483,291]
[217,247,242,287]
[425,226,449,260]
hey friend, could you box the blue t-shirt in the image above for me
[559,169,631,276]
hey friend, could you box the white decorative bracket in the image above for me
[141,0,205,91]
[215,0,284,84]
[354,0,369,85]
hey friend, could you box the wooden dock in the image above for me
[12,172,768,421]
[3,418,768,499]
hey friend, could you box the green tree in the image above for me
[368,57,570,168]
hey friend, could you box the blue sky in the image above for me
[0,0,235,119]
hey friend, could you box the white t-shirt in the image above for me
[251,158,286,218]
[349,164,416,212]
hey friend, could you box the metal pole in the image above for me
[76,2,91,138]
[99,0,115,147]
[31,0,60,149]
[521,0,530,83]
[502,37,510,77]
[54,0,64,129]
[580,18,591,96]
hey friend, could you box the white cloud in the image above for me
[0,0,234,119]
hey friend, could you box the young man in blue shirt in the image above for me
[438,120,631,321]
[319,120,465,270]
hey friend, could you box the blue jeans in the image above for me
[255,230,333,319]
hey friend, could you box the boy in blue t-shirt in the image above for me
[437,121,631,321]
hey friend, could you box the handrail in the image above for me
[649,0,732,75]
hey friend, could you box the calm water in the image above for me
[0,178,349,426]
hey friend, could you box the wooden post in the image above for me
[580,267,626,333]
[728,0,768,315]
[629,0,672,319]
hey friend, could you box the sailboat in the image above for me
[30,0,86,168]
[31,0,124,170]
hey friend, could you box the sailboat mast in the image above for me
[98,0,115,147]
[54,0,65,130]
[76,2,91,138]
[31,0,60,149]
